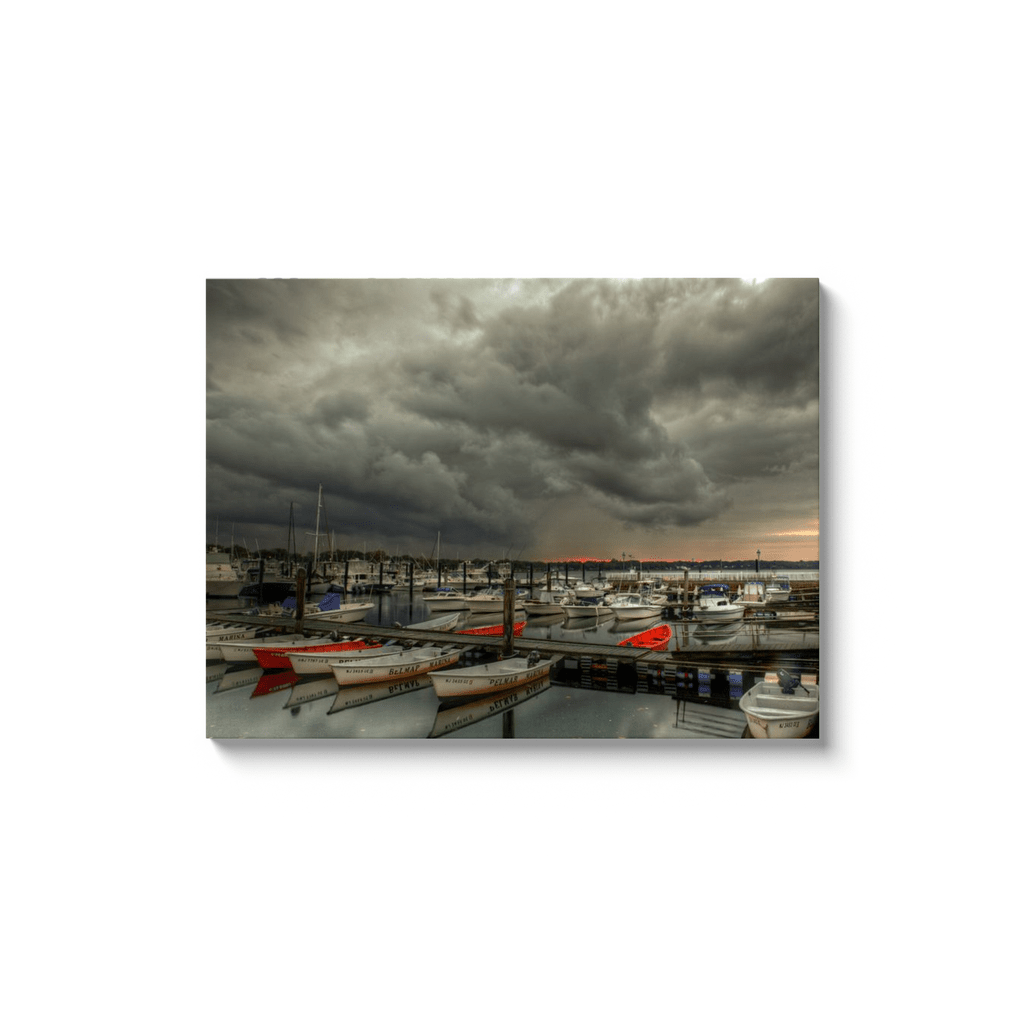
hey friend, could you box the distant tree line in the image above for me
[219,545,817,572]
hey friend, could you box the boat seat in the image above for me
[753,695,819,711]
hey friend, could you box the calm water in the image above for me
[206,589,819,739]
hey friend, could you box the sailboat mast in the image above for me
[313,484,323,567]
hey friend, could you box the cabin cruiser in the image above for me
[692,583,744,622]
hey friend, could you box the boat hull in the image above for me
[422,595,470,611]
[617,623,672,651]
[257,640,382,671]
[288,644,394,675]
[457,620,526,638]
[693,605,744,622]
[739,676,819,738]
[218,633,306,662]
[429,657,553,700]
[303,601,374,623]
[561,603,612,619]
[330,648,461,687]
[206,626,259,657]
[611,605,663,620]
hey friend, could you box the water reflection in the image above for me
[213,664,263,693]
[207,590,819,738]
[327,674,434,714]
[429,678,551,737]
[688,619,746,646]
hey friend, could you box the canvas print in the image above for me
[206,278,820,739]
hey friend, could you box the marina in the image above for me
[206,574,819,739]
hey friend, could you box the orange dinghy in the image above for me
[456,620,526,638]
[617,623,672,651]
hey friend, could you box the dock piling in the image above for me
[295,568,306,627]
[503,576,516,655]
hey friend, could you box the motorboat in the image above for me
[206,548,243,598]
[607,592,664,620]
[412,612,463,632]
[739,670,819,738]
[692,583,744,622]
[559,596,613,620]
[428,650,554,700]
[330,645,461,687]
[766,575,793,603]
[735,580,770,609]
[522,580,572,614]
[571,581,611,601]
[464,586,526,613]
[280,593,375,623]
[422,587,470,611]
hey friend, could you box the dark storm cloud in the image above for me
[206,278,818,555]
[655,278,819,401]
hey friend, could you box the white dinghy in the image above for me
[288,641,401,676]
[428,650,554,700]
[739,670,819,738]
[330,646,461,688]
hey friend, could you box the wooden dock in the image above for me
[206,609,817,672]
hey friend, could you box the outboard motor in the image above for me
[778,669,808,695]
[527,649,541,667]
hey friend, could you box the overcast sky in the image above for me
[206,278,819,563]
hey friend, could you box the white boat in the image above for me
[766,575,793,603]
[607,593,663,620]
[428,650,554,700]
[288,642,401,676]
[559,595,612,619]
[330,646,461,687]
[306,600,375,623]
[217,633,308,663]
[692,583,744,622]
[280,593,375,623]
[252,633,355,668]
[206,548,243,597]
[739,670,819,738]
[205,624,260,656]
[522,580,572,614]
[464,586,525,613]
[422,588,470,611]
[735,580,769,608]
[412,612,463,632]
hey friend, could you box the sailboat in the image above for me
[305,485,333,595]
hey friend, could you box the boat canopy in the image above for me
[282,592,341,612]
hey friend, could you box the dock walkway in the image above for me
[206,610,817,669]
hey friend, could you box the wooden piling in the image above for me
[295,568,306,627]
[503,576,516,655]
